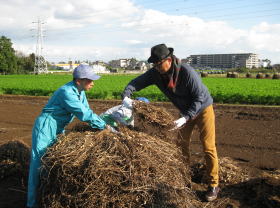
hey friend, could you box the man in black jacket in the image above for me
[122,43,220,202]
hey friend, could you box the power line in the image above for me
[172,1,279,15]
[142,0,245,11]
[11,0,280,43]
[204,8,280,19]
[134,0,189,8]
[54,0,242,20]
[18,0,275,36]
[44,1,278,36]
[44,8,280,38]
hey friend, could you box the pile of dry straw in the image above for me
[38,101,198,208]
[0,140,30,182]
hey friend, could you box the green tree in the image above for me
[24,53,35,72]
[0,36,17,74]
[16,52,35,73]
[236,67,248,73]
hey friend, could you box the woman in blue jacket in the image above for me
[27,64,108,208]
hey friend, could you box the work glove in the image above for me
[111,112,129,126]
[106,125,119,134]
[170,117,189,131]
[122,96,133,109]
[136,97,150,103]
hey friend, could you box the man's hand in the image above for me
[169,117,188,131]
[122,96,133,109]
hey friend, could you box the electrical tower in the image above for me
[33,19,48,74]
[69,57,73,71]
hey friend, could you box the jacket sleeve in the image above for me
[184,65,205,119]
[122,69,155,99]
[59,89,106,129]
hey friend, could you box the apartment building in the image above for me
[109,59,131,68]
[186,53,259,68]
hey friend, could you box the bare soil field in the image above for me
[0,95,279,208]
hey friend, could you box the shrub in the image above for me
[246,73,253,78]
[226,72,232,78]
[272,73,280,79]
[256,73,265,79]
[201,72,208,77]
[231,72,239,78]
[265,74,271,78]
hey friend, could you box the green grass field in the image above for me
[0,74,279,105]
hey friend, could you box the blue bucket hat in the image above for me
[73,64,100,80]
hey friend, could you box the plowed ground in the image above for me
[0,95,279,208]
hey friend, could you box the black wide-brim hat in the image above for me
[147,43,174,63]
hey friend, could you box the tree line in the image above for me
[0,36,35,74]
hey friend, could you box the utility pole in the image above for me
[69,57,73,71]
[33,18,48,74]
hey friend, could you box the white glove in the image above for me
[170,117,188,131]
[122,96,133,109]
[106,125,119,134]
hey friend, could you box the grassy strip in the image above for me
[0,74,279,105]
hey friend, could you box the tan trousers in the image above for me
[178,105,219,187]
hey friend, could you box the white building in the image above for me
[54,63,79,71]
[135,61,148,71]
[109,59,130,68]
[92,64,110,73]
[187,53,260,69]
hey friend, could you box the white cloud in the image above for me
[125,40,143,45]
[248,22,280,52]
[121,9,280,62]
[1,0,279,63]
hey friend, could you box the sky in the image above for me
[1,0,280,64]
